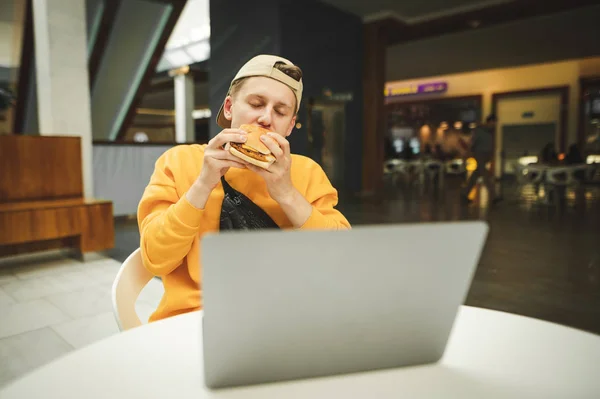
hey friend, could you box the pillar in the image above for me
[174,72,195,143]
[362,22,387,195]
[32,0,94,198]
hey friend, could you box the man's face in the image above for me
[223,76,297,136]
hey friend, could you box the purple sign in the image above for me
[385,81,448,97]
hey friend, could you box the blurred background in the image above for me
[0,0,599,388]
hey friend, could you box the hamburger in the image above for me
[229,124,276,169]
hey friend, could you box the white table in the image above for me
[1,306,599,398]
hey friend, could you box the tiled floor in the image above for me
[0,252,163,387]
[1,175,599,388]
[341,177,600,334]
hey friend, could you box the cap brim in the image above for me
[216,101,231,129]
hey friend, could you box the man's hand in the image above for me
[186,129,248,209]
[246,133,295,203]
[246,133,313,228]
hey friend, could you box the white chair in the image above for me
[446,159,466,175]
[423,160,444,189]
[384,159,413,186]
[111,248,155,331]
[518,164,546,185]
[383,159,402,175]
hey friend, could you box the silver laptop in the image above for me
[201,221,488,389]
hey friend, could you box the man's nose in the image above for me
[257,107,272,127]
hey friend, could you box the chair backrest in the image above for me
[546,167,574,186]
[521,165,547,184]
[111,248,155,331]
[383,159,402,174]
[446,159,465,174]
[576,164,596,182]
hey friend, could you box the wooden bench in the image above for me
[0,135,114,258]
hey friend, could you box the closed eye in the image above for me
[275,106,290,116]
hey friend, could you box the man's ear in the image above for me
[223,96,234,122]
[286,115,297,137]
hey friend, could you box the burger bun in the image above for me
[229,146,275,170]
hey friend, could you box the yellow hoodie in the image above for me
[137,144,351,322]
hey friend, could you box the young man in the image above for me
[137,54,351,322]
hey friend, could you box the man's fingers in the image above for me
[208,133,246,149]
[260,134,284,159]
[207,146,250,165]
[214,159,247,170]
[266,133,290,155]
[207,129,247,149]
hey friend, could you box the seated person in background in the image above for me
[434,143,446,161]
[400,142,414,161]
[422,143,433,159]
[565,144,584,165]
[137,54,351,322]
[384,136,396,160]
[540,142,559,165]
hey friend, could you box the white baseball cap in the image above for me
[216,54,303,128]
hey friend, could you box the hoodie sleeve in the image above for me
[297,160,351,230]
[137,146,209,276]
